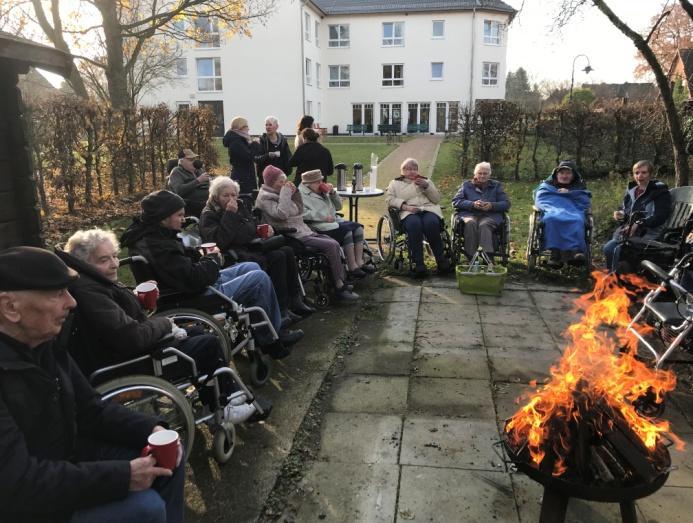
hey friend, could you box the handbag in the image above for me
[247,235,286,252]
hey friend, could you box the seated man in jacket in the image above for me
[59,228,267,424]
[121,190,303,360]
[0,246,184,523]
[167,148,210,217]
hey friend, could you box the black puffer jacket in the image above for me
[55,250,172,375]
[0,331,158,523]
[199,200,260,260]
[289,141,334,184]
[120,217,219,293]
[254,132,292,187]
[620,179,672,240]
[222,130,261,195]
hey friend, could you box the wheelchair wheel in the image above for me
[155,308,233,362]
[315,292,330,309]
[377,215,396,264]
[97,375,195,461]
[212,423,236,464]
[526,213,538,272]
[248,350,271,387]
[297,255,313,282]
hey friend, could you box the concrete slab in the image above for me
[483,324,559,351]
[424,275,458,288]
[664,402,693,435]
[421,286,478,305]
[493,382,537,424]
[344,342,413,376]
[408,377,496,419]
[356,319,417,344]
[489,347,557,383]
[636,485,693,523]
[357,300,419,323]
[531,290,578,310]
[369,286,422,303]
[295,461,399,522]
[318,413,403,465]
[415,319,484,352]
[400,417,503,471]
[537,309,583,338]
[671,391,693,429]
[479,305,539,327]
[412,350,490,380]
[667,431,693,487]
[418,301,478,323]
[329,375,409,414]
[477,289,535,308]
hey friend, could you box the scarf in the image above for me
[233,129,252,143]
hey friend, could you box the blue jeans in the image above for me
[402,212,445,269]
[211,261,282,344]
[70,443,184,523]
[603,239,621,273]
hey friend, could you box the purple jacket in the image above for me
[452,179,510,225]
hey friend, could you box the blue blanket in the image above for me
[534,183,592,251]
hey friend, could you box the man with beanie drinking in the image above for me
[121,190,303,359]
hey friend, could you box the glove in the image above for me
[169,320,188,341]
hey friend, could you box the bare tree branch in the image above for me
[679,0,693,20]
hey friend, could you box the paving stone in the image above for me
[424,276,458,288]
[318,413,403,464]
[671,391,693,430]
[369,286,422,303]
[397,467,518,522]
[663,401,693,435]
[400,417,503,471]
[479,305,539,326]
[344,343,412,376]
[667,431,693,487]
[357,300,419,323]
[483,324,559,351]
[417,301,477,323]
[538,309,583,338]
[329,375,409,414]
[531,290,579,310]
[415,319,484,352]
[356,319,416,344]
[408,377,495,419]
[295,461,398,522]
[493,382,538,425]
[489,347,558,384]
[421,286,477,305]
[412,350,490,380]
[636,485,693,523]
[511,473,632,523]
[477,289,534,308]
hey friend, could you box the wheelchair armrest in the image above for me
[274,227,297,235]
[119,254,148,265]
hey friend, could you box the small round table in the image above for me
[336,187,384,223]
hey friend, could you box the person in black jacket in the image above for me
[59,229,265,424]
[199,177,314,322]
[0,246,184,523]
[222,116,261,199]
[120,190,302,359]
[254,116,292,188]
[166,148,210,217]
[290,128,334,185]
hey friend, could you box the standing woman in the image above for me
[223,116,260,200]
[294,114,314,149]
[290,128,334,184]
[255,116,292,188]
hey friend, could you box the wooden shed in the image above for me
[0,32,73,249]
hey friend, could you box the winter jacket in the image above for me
[167,164,209,206]
[385,176,443,221]
[54,250,172,376]
[199,200,264,262]
[255,184,315,239]
[298,183,343,232]
[619,179,672,240]
[222,130,261,195]
[452,179,511,225]
[255,133,292,186]
[0,330,158,523]
[289,142,334,184]
[120,217,220,294]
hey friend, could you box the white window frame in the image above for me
[194,16,220,48]
[432,20,445,39]
[176,102,191,111]
[317,101,322,120]
[315,21,320,47]
[306,100,312,115]
[304,12,311,41]
[483,20,504,45]
[329,65,350,88]
[316,63,321,88]
[328,24,350,47]
[481,62,499,86]
[196,57,222,92]
[382,63,404,87]
[305,58,312,85]
[175,57,188,77]
[431,62,443,80]
[382,22,404,47]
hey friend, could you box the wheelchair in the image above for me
[449,212,511,265]
[526,206,593,276]
[376,207,453,271]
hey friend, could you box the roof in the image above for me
[678,48,693,84]
[0,31,73,77]
[546,82,657,106]
[311,0,516,16]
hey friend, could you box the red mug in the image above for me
[256,224,270,239]
[141,429,179,470]
[135,281,158,310]
[200,242,217,255]
[318,182,332,194]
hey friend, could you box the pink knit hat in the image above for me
[262,165,285,186]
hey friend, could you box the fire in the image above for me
[505,271,685,476]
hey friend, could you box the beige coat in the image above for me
[255,184,315,238]
[385,176,443,221]
[299,183,343,232]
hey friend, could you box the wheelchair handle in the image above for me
[119,255,149,265]
[641,260,672,283]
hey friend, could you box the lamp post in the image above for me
[569,54,593,102]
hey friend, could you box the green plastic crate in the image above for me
[456,265,507,296]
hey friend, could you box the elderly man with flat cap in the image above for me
[167,148,210,217]
[0,246,184,523]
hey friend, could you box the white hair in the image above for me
[265,115,278,126]
[400,157,419,171]
[208,176,240,208]
[65,228,119,262]
[474,162,492,174]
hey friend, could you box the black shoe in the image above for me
[436,260,454,275]
[247,396,273,423]
[281,310,303,325]
[347,268,367,279]
[261,341,291,360]
[408,268,428,279]
[360,263,376,274]
[279,328,304,347]
[546,259,563,269]
[291,300,316,317]
[336,286,360,301]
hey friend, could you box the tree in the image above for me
[634,3,693,78]
[505,67,542,111]
[561,87,596,105]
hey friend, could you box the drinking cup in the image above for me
[135,281,158,310]
[200,242,217,255]
[141,429,179,470]
[256,224,270,239]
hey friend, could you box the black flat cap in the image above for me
[0,246,78,291]
[141,190,185,224]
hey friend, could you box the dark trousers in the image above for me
[262,245,300,309]
[402,212,445,268]
[178,333,234,407]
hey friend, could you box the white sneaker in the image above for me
[227,391,248,406]
[224,402,256,424]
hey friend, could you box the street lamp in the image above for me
[569,54,594,102]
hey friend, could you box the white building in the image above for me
[142,0,515,136]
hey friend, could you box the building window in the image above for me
[306,100,312,115]
[431,62,443,80]
[194,16,220,48]
[316,63,321,88]
[382,22,404,46]
[379,103,402,127]
[304,12,311,41]
[177,102,190,111]
[483,20,504,45]
[305,58,312,85]
[482,62,499,86]
[317,101,322,120]
[175,58,188,77]
[382,64,403,87]
[329,65,350,87]
[432,20,445,38]
[315,21,320,46]
[196,57,222,91]
[328,24,349,47]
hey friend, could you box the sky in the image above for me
[505,0,667,86]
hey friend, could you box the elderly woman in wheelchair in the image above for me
[385,157,453,278]
[452,162,510,261]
